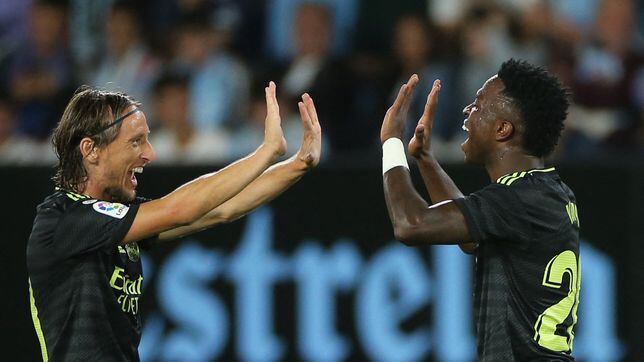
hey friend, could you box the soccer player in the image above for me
[380,59,580,360]
[27,82,321,360]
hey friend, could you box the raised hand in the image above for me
[408,79,441,159]
[264,81,287,158]
[380,74,419,143]
[296,93,322,168]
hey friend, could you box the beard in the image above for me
[104,185,136,204]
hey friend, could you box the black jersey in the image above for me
[454,168,580,361]
[27,189,151,361]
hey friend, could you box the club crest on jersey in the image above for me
[93,201,129,219]
[117,243,140,262]
[125,243,140,262]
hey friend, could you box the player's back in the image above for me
[456,168,580,361]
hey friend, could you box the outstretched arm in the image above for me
[157,93,322,242]
[380,75,471,246]
[123,82,287,244]
[408,80,476,254]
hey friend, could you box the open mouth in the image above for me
[461,122,469,150]
[130,167,143,188]
[462,120,469,132]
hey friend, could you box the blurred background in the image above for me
[1,0,643,361]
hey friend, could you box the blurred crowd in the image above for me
[0,0,643,165]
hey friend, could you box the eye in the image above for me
[131,138,141,147]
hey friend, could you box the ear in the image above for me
[495,120,514,141]
[79,137,99,164]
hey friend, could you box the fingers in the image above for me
[400,74,419,114]
[391,74,419,113]
[303,93,319,126]
[299,93,321,130]
[406,73,420,89]
[420,79,441,125]
[297,93,322,167]
[265,81,279,116]
[391,83,407,112]
[298,101,310,128]
[415,123,425,138]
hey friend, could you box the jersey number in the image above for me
[533,250,581,352]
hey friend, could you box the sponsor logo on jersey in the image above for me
[93,201,129,219]
[109,266,143,315]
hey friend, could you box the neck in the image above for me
[78,178,106,200]
[485,147,544,182]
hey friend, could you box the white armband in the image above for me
[382,138,409,175]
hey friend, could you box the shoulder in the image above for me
[29,190,96,248]
[36,190,88,215]
[38,190,137,222]
[494,168,576,224]
[494,168,562,195]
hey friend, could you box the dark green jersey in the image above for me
[455,168,580,361]
[27,190,151,361]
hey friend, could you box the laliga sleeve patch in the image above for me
[93,201,130,219]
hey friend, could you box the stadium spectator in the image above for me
[565,0,643,159]
[0,0,31,60]
[67,0,112,78]
[0,92,45,164]
[170,12,250,133]
[263,0,358,61]
[149,72,231,164]
[89,1,160,109]
[456,3,514,104]
[8,0,72,140]
[267,3,358,155]
[228,77,329,160]
[389,14,462,161]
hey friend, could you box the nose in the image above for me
[142,139,156,163]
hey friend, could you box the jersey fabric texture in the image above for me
[27,189,152,361]
[454,168,580,361]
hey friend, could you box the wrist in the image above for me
[380,133,403,144]
[416,149,436,163]
[289,154,312,172]
[257,143,281,162]
[382,138,409,174]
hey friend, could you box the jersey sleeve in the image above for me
[454,183,533,248]
[53,200,140,257]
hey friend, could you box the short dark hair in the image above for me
[497,59,569,157]
[51,86,140,192]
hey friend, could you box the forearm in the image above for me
[157,157,308,241]
[383,167,471,246]
[415,154,463,203]
[164,145,277,224]
[208,156,308,222]
[416,154,475,254]
[383,167,431,243]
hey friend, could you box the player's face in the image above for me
[461,76,505,164]
[97,106,156,203]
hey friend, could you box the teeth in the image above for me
[132,167,143,174]
[462,125,469,131]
